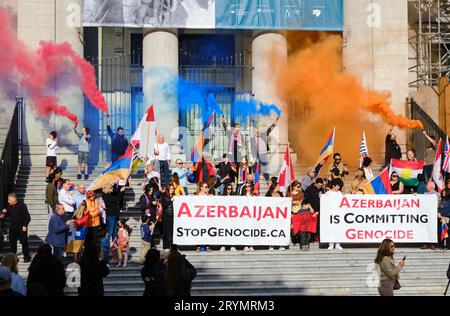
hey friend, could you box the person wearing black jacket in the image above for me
[106,114,129,163]
[304,179,325,242]
[102,184,125,241]
[215,154,235,195]
[385,126,402,166]
[1,194,31,262]
[141,248,165,296]
[161,185,175,252]
[159,249,197,296]
[140,182,163,239]
[27,244,66,296]
[78,242,110,296]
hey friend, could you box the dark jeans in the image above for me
[52,246,65,258]
[160,160,170,187]
[162,214,174,250]
[106,216,118,240]
[9,228,30,259]
[424,165,433,183]
[299,232,311,248]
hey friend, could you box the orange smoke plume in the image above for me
[275,34,421,166]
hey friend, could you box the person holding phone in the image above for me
[375,239,405,296]
[328,153,349,181]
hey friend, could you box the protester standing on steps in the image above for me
[1,253,26,295]
[78,241,110,296]
[140,215,154,262]
[74,123,91,180]
[250,115,280,187]
[221,116,243,165]
[171,159,191,195]
[45,204,70,258]
[351,168,368,194]
[45,172,59,214]
[72,183,86,210]
[116,219,130,268]
[161,184,176,254]
[45,131,58,178]
[422,130,436,183]
[84,190,101,244]
[375,239,405,296]
[58,179,76,221]
[362,157,374,182]
[106,114,129,163]
[326,179,344,251]
[385,126,402,167]
[1,193,31,263]
[154,134,171,188]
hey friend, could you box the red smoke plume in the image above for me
[0,7,107,125]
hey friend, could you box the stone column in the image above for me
[252,31,290,164]
[142,28,179,149]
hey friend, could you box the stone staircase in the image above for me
[4,160,444,297]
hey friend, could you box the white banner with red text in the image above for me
[320,194,438,243]
[173,196,292,246]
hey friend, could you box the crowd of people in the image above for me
[1,117,450,296]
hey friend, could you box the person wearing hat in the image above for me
[106,114,129,163]
[0,266,23,296]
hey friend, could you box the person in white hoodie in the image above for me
[326,179,344,251]
[58,179,76,221]
[46,131,58,177]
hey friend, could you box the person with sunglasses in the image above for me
[240,181,255,252]
[328,153,349,180]
[219,184,237,252]
[171,159,191,195]
[375,239,405,296]
[389,172,404,194]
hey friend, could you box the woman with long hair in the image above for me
[161,184,176,253]
[351,168,368,194]
[195,183,211,252]
[171,173,185,196]
[375,239,405,296]
[266,182,285,251]
[362,157,374,182]
[78,241,110,296]
[390,171,404,194]
[1,253,26,295]
[164,250,197,296]
[241,180,255,197]
[222,184,234,196]
[236,156,253,195]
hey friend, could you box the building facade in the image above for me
[7,0,410,166]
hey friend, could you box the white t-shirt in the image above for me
[154,142,171,161]
[46,138,58,157]
[58,189,75,213]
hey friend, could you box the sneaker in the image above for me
[269,247,274,251]
[328,245,334,251]
[244,247,250,252]
[420,244,430,250]
[335,245,343,251]
[84,174,89,180]
[430,245,437,250]
[230,247,237,252]
[305,245,310,252]
[219,247,226,252]
[116,263,122,268]
[77,174,82,180]
[249,247,255,252]
[279,247,285,251]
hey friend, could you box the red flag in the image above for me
[278,145,295,196]
[146,105,155,122]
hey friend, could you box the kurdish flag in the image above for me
[389,159,425,187]
[363,167,392,194]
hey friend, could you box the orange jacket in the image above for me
[85,199,101,228]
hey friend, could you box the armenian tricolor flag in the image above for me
[441,223,449,241]
[314,127,335,175]
[111,238,122,261]
[66,224,88,253]
[363,167,392,194]
[88,145,134,191]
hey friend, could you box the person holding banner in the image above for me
[195,183,212,253]
[292,199,318,252]
[326,179,344,251]
[375,239,405,296]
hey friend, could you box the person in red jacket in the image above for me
[292,199,318,251]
